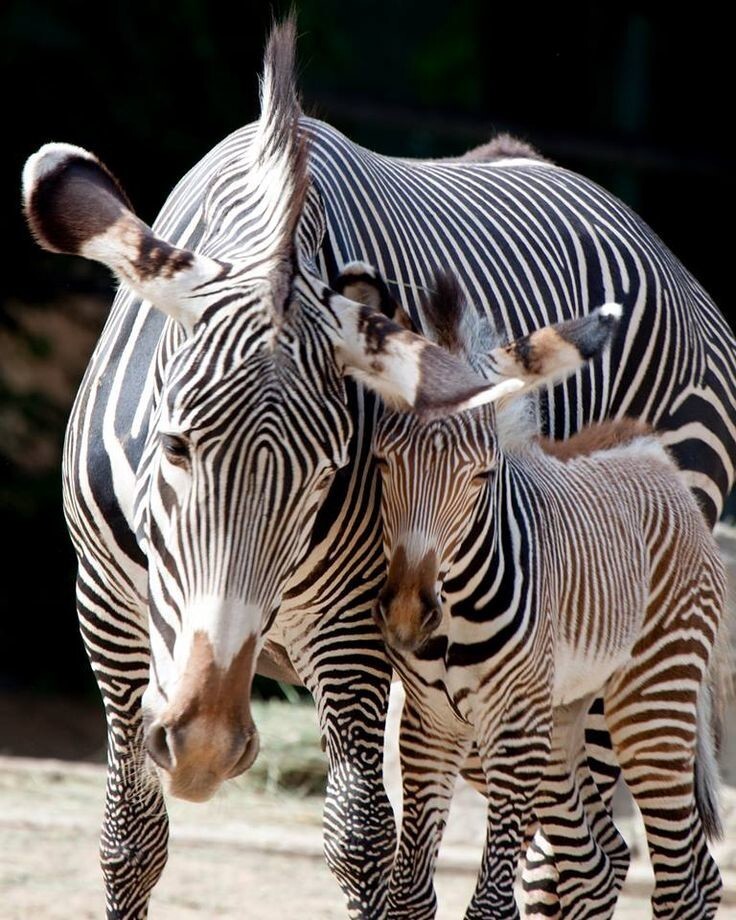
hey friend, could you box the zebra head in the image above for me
[369,269,622,654]
[21,22,510,802]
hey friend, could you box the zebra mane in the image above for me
[420,269,539,449]
[458,132,551,164]
[252,16,311,317]
[421,269,500,361]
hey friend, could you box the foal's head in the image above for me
[352,268,622,654]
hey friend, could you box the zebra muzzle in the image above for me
[144,718,260,802]
[374,585,443,654]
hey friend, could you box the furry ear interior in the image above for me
[22,143,226,330]
[329,293,521,416]
[333,261,414,329]
[486,303,623,389]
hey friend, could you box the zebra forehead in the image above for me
[164,334,339,423]
[377,408,489,452]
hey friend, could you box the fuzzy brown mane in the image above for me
[538,418,653,461]
[421,270,467,354]
[459,132,550,164]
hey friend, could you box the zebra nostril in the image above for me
[373,597,388,625]
[420,606,442,635]
[146,723,174,772]
[229,729,260,778]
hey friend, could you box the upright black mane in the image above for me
[421,270,466,355]
[256,17,312,315]
[260,17,304,165]
[421,270,497,360]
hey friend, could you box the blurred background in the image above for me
[1,2,734,754]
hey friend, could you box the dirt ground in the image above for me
[3,755,736,919]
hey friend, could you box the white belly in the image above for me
[552,643,632,707]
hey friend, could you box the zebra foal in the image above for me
[363,270,725,919]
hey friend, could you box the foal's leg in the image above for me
[533,697,622,920]
[575,696,629,882]
[522,696,629,919]
[605,661,721,919]
[465,684,553,920]
[387,691,472,920]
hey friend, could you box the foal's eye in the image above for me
[472,469,493,484]
[161,433,190,466]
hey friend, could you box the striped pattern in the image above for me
[28,20,736,920]
[375,381,726,919]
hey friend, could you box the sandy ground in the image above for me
[3,756,736,919]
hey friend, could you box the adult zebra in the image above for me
[22,17,736,920]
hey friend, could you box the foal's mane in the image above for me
[419,270,499,360]
[419,273,654,459]
[536,418,654,461]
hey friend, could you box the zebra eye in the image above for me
[316,466,335,489]
[473,469,493,484]
[161,433,190,466]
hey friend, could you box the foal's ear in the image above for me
[329,292,522,416]
[486,304,623,389]
[333,261,414,329]
[22,143,226,330]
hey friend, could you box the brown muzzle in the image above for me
[374,545,442,653]
[144,631,259,802]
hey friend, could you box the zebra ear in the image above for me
[333,262,414,329]
[331,295,522,415]
[22,143,225,331]
[485,304,623,388]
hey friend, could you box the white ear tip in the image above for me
[22,143,98,201]
[599,302,623,319]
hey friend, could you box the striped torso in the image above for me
[64,114,736,636]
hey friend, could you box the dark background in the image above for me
[1,2,733,702]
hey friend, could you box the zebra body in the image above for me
[22,19,736,919]
[372,287,725,919]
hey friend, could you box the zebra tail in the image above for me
[694,574,733,841]
[695,684,723,841]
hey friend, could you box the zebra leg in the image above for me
[605,672,721,919]
[522,696,629,919]
[280,608,397,920]
[75,570,169,919]
[532,697,621,920]
[575,696,629,883]
[387,692,471,920]
[100,720,169,919]
[465,690,553,920]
